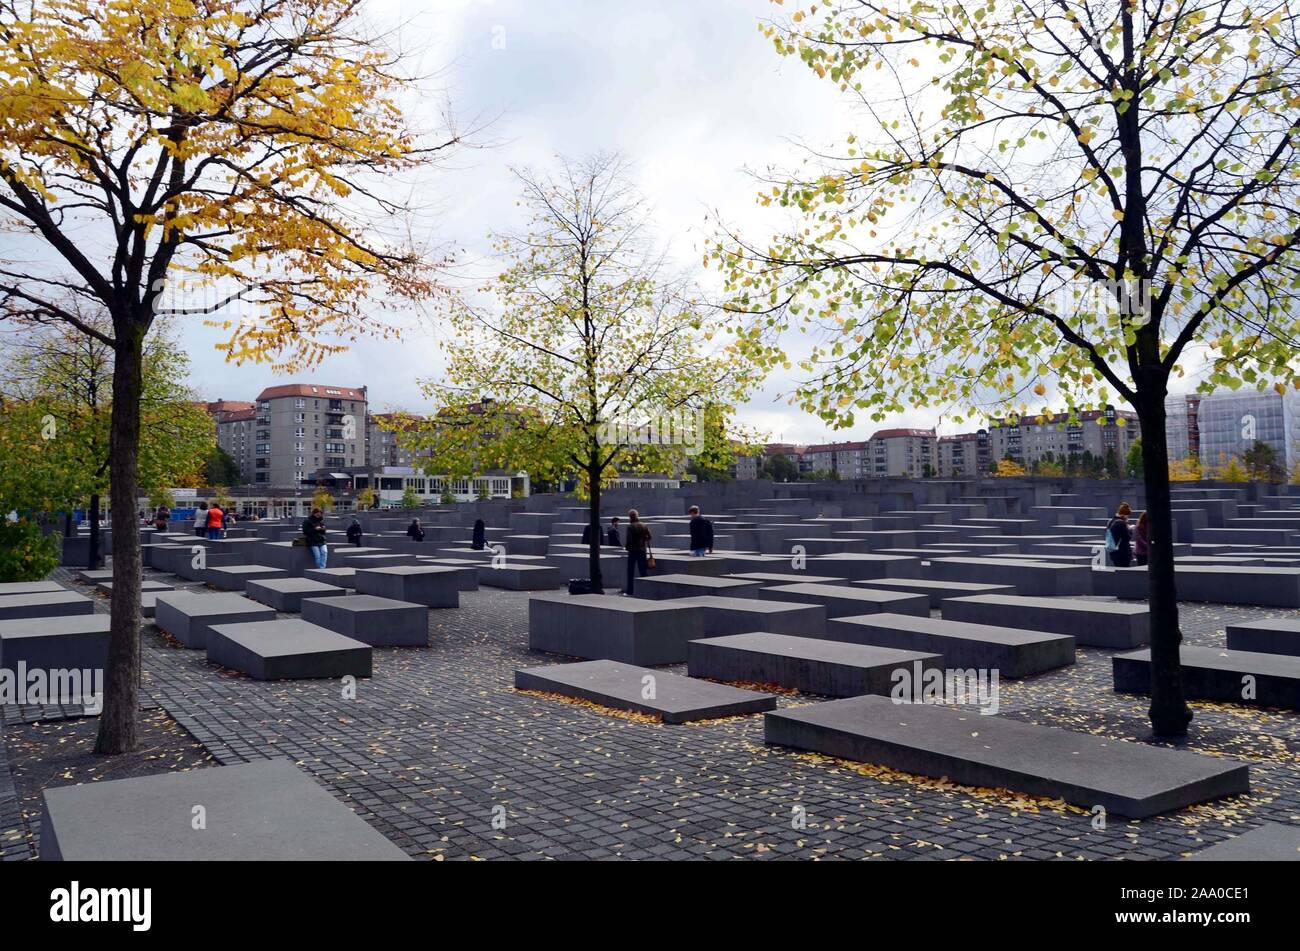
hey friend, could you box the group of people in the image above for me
[620,505,713,595]
[1106,502,1149,568]
[192,501,236,540]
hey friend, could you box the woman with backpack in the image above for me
[1106,502,1134,568]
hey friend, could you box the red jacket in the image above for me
[207,506,224,529]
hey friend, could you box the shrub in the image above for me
[0,519,61,582]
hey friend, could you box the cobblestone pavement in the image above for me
[3,564,1298,860]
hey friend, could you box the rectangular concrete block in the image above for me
[303,567,357,589]
[1114,645,1300,709]
[826,612,1076,678]
[353,566,459,608]
[855,578,1015,610]
[941,594,1150,648]
[1186,823,1300,861]
[207,618,372,680]
[1225,618,1300,657]
[205,564,288,592]
[758,583,929,619]
[514,659,775,723]
[0,591,95,621]
[764,694,1248,818]
[478,564,563,590]
[0,581,64,595]
[527,593,705,665]
[674,595,826,637]
[929,557,1093,596]
[810,553,924,580]
[153,592,277,649]
[40,759,408,860]
[245,577,352,612]
[300,594,428,647]
[0,614,110,681]
[688,632,941,698]
[633,574,764,601]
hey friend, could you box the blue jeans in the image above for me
[690,548,708,557]
[207,527,221,540]
[310,545,328,569]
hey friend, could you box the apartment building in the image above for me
[937,430,991,478]
[987,407,1140,469]
[866,428,937,478]
[367,412,426,468]
[214,384,368,488]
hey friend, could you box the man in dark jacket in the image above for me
[623,510,652,595]
[687,505,714,556]
[581,521,596,545]
[303,508,328,568]
[606,517,621,547]
[406,518,425,542]
[346,517,363,546]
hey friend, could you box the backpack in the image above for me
[1104,524,1118,553]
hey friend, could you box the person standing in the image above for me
[154,504,170,532]
[687,506,714,557]
[193,501,208,538]
[1134,511,1150,567]
[471,519,487,550]
[406,517,425,542]
[346,517,363,547]
[303,507,329,569]
[1106,502,1133,568]
[624,509,652,595]
[206,501,224,540]
[606,517,621,547]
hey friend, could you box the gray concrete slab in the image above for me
[826,613,1076,678]
[207,618,372,680]
[758,583,929,619]
[40,759,408,860]
[153,592,276,649]
[244,577,352,612]
[764,694,1249,818]
[0,591,95,621]
[1114,645,1300,709]
[688,632,941,698]
[527,593,705,665]
[300,594,429,647]
[514,659,775,723]
[941,594,1150,648]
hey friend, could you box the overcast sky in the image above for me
[160,0,965,443]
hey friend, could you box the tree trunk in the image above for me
[94,326,144,755]
[88,493,101,569]
[588,466,603,594]
[1135,393,1192,738]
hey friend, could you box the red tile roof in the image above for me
[255,384,366,402]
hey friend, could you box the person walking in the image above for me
[606,517,621,547]
[1106,502,1134,568]
[1134,511,1150,567]
[206,502,224,540]
[624,509,652,595]
[303,507,329,569]
[471,519,487,551]
[193,501,208,538]
[346,517,363,547]
[406,517,425,542]
[687,505,714,557]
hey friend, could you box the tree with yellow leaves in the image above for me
[0,0,465,753]
[993,457,1028,478]
[719,0,1300,738]
[1168,457,1202,482]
